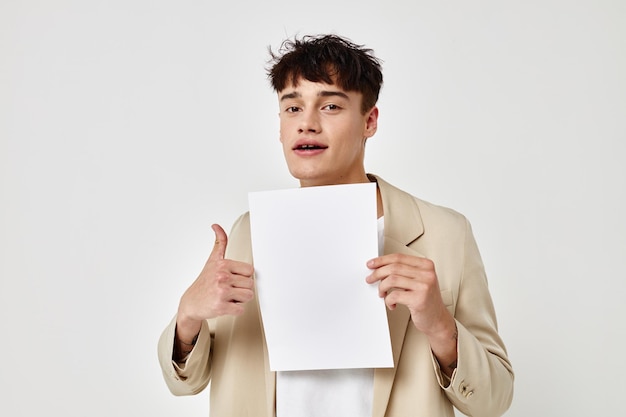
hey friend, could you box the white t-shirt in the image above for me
[276,217,385,417]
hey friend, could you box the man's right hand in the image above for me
[175,224,255,344]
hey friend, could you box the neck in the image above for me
[298,171,370,188]
[376,185,384,218]
[299,173,383,217]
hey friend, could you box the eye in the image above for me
[323,104,340,111]
[285,106,300,113]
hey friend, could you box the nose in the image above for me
[298,109,321,133]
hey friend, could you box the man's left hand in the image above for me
[366,253,458,376]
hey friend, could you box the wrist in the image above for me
[427,314,457,346]
[178,332,199,347]
[425,313,458,377]
[175,310,202,344]
[173,318,202,362]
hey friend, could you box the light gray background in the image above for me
[1,1,624,416]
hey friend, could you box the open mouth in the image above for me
[294,144,328,151]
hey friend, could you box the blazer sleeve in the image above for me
[157,315,213,396]
[436,218,514,417]
[156,213,251,397]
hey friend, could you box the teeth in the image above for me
[295,143,327,150]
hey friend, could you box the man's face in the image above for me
[278,78,378,187]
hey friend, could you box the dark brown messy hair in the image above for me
[267,34,383,114]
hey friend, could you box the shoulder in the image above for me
[413,196,469,229]
[373,173,470,230]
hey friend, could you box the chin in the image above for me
[289,169,328,186]
[288,165,318,179]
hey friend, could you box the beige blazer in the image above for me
[158,175,514,417]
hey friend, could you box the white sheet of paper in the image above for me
[248,182,393,371]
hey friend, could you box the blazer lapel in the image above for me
[258,292,276,417]
[370,175,426,417]
[236,214,276,417]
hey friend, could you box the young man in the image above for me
[158,35,514,417]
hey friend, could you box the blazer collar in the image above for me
[369,173,424,247]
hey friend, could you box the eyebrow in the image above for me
[279,90,350,101]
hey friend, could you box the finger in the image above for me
[228,260,256,278]
[366,263,416,284]
[229,275,255,290]
[377,274,418,294]
[228,287,255,304]
[384,292,399,310]
[367,253,428,269]
[209,223,228,260]
[365,271,380,284]
[367,254,406,269]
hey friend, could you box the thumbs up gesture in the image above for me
[175,224,255,342]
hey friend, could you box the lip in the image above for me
[292,139,328,150]
[291,139,329,157]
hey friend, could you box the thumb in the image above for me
[209,223,228,260]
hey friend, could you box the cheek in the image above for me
[278,121,289,143]
[279,121,292,143]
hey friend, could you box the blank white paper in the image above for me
[248,182,393,371]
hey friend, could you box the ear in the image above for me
[364,106,379,139]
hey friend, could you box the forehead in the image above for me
[278,78,358,101]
